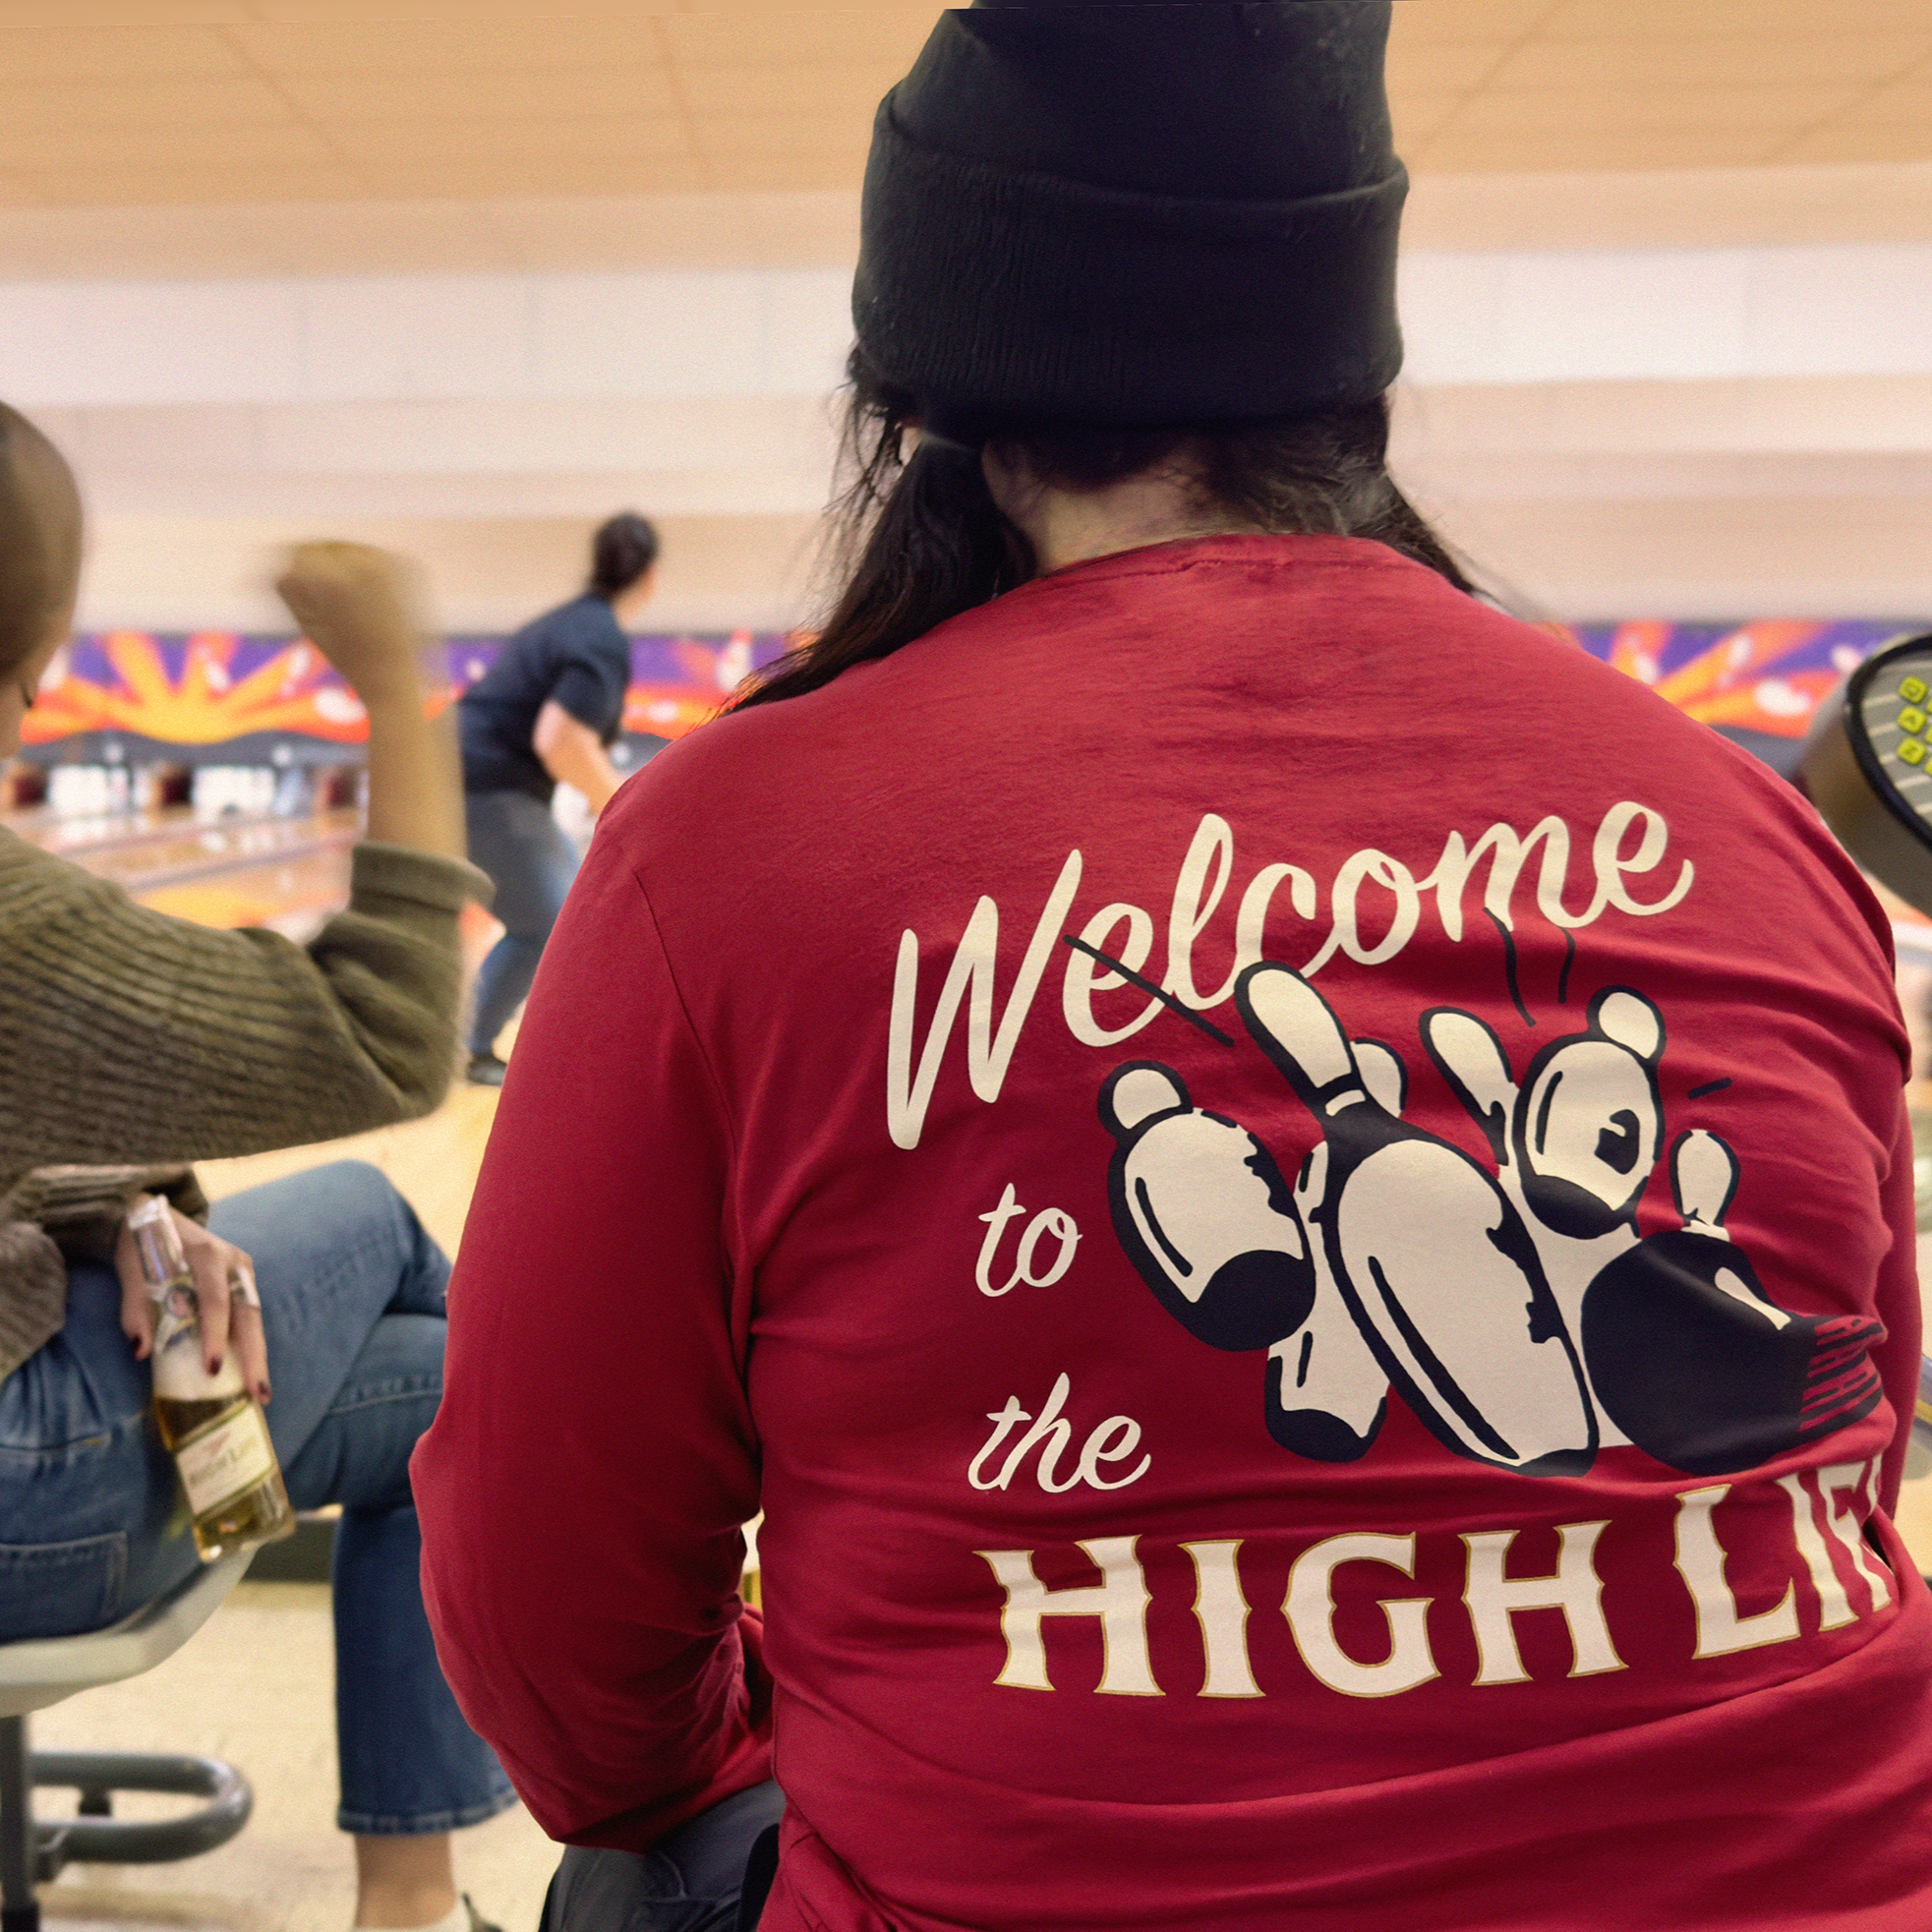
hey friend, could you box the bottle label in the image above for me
[174,1402,276,1519]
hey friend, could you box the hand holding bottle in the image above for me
[118,1197,292,1561]
[115,1195,270,1404]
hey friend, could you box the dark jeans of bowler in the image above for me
[463,787,581,1056]
[540,1783,785,1932]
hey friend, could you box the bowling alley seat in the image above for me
[0,1552,254,1932]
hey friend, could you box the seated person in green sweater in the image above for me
[0,403,509,1932]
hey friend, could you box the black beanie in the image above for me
[851,0,1406,433]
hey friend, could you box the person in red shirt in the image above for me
[413,5,1932,1928]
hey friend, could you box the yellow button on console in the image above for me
[1903,674,1929,704]
[1903,708,1927,734]
[1901,739,1927,767]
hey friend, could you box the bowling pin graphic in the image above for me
[1100,1062,1388,1459]
[1580,1129,1885,1477]
[1236,964,1598,1478]
[1424,994,1672,1449]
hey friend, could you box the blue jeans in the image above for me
[0,1162,515,1837]
[465,788,581,1056]
[541,1783,785,1932]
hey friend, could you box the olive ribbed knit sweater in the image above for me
[0,826,487,1384]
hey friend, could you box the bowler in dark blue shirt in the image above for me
[457,511,658,1084]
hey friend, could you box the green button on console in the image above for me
[1903,707,1927,734]
[1902,739,1928,767]
[1903,675,1929,704]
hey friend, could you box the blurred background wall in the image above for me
[0,0,1925,640]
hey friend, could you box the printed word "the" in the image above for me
[969,1373,1151,1494]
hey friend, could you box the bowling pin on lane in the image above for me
[1580,1129,1886,1478]
[1236,964,1598,1478]
[1100,1062,1318,1354]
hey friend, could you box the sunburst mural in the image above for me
[28,620,1927,766]
[25,627,794,760]
[1561,619,1919,741]
[25,632,376,750]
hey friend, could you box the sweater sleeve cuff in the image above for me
[7,1164,209,1266]
[350,843,494,917]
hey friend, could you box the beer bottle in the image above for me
[129,1197,294,1561]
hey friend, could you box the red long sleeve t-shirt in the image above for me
[415,536,1932,1931]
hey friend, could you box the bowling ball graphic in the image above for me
[1581,1228,1883,1477]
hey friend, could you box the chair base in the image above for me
[1,1717,252,1932]
[29,1749,254,1876]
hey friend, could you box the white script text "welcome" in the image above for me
[887,804,1694,1150]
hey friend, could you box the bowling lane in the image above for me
[138,847,359,935]
[8,800,360,933]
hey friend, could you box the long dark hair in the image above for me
[736,349,1475,711]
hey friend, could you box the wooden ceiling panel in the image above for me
[656,11,930,71]
[0,119,330,168]
[273,66,678,122]
[0,6,255,22]
[1423,128,1793,174]
[1391,93,1468,148]
[223,17,667,74]
[674,64,903,118]
[1780,126,1932,165]
[16,159,367,204]
[0,3,1922,207]
[702,151,870,195]
[0,73,294,127]
[0,25,243,77]
[1844,78,1932,127]
[1541,0,1932,37]
[1488,31,1932,90]
[326,116,690,163]
[1384,39,1511,95]
[235,0,647,16]
[1405,162,1932,251]
[701,116,869,161]
[1391,1,1558,48]
[348,153,716,199]
[1450,86,1869,137]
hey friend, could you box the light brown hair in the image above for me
[0,403,83,679]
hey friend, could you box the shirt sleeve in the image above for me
[411,820,772,1848]
[0,832,485,1184]
[549,621,629,739]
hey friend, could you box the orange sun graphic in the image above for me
[22,632,465,748]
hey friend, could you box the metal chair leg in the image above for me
[0,1713,253,1932]
[0,1715,39,1932]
